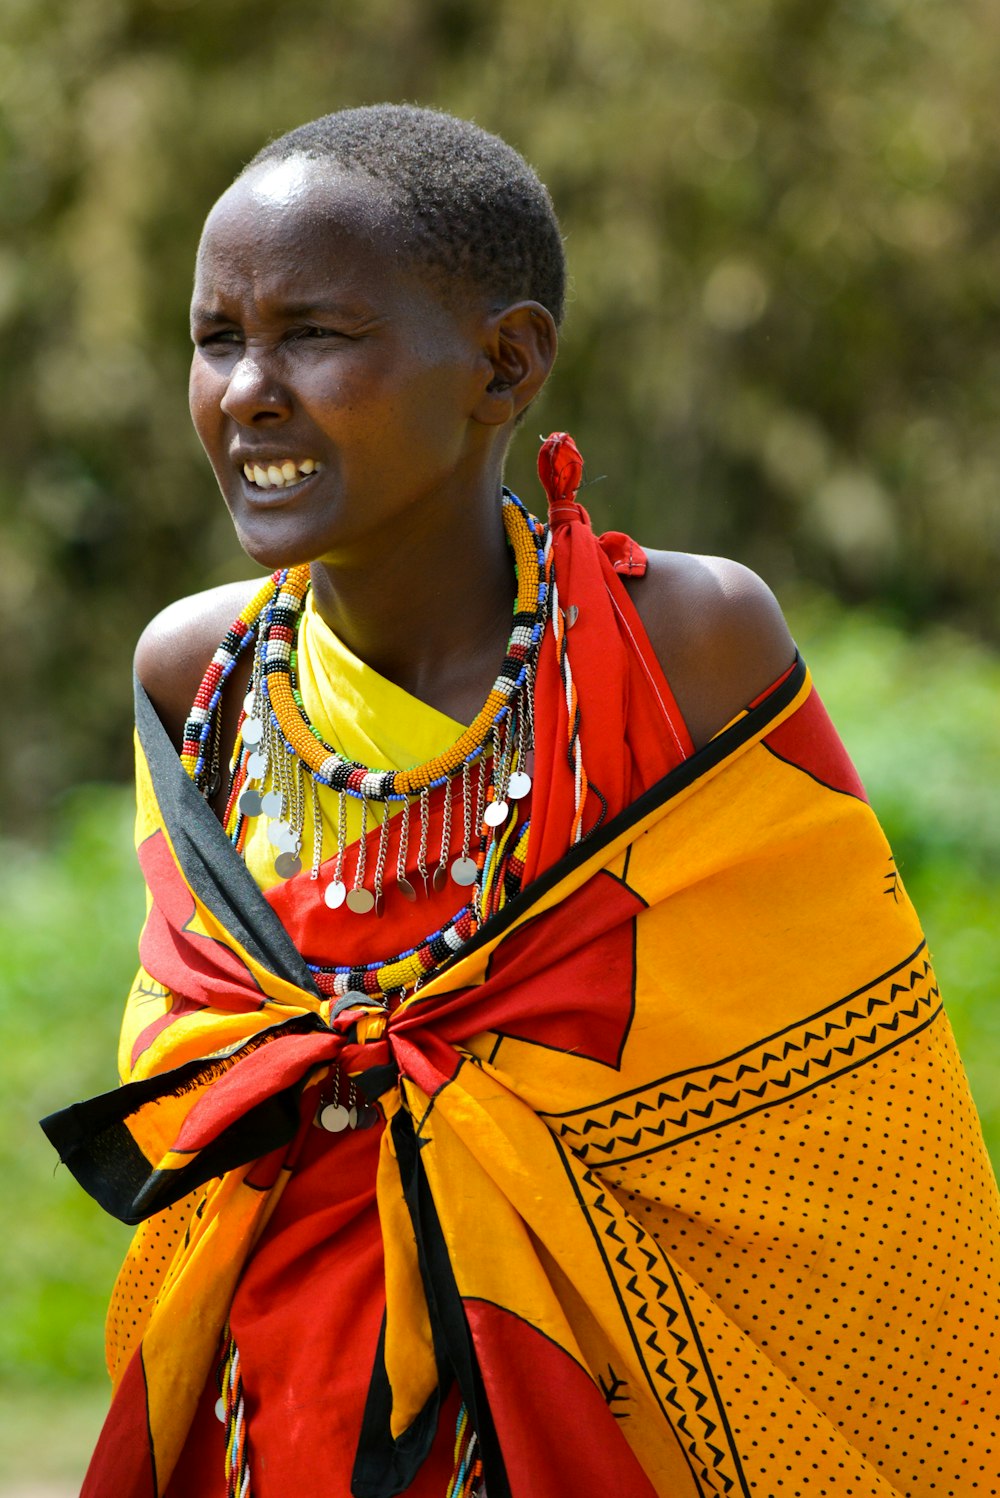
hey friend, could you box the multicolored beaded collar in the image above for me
[180,489,549,1003]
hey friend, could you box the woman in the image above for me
[45,106,999,1498]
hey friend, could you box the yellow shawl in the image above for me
[43,652,1000,1497]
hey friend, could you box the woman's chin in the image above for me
[233,525,319,572]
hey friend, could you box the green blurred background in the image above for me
[1,0,998,1487]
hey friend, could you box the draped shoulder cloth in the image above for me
[44,439,1000,1498]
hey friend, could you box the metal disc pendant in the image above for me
[324,880,347,910]
[397,876,417,903]
[564,604,579,628]
[261,789,283,818]
[331,990,368,1017]
[242,718,264,746]
[214,1397,226,1424]
[246,751,267,780]
[484,800,509,827]
[346,887,375,915]
[451,856,478,887]
[354,1103,379,1130]
[267,819,293,848]
[239,788,263,818]
[243,691,256,716]
[317,1102,351,1133]
[274,851,302,880]
[507,771,532,800]
[432,865,448,894]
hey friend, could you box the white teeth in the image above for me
[243,458,321,489]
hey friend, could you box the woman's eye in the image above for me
[292,324,348,342]
[194,329,242,350]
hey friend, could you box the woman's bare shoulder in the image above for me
[134,578,263,750]
[622,549,796,750]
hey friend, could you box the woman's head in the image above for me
[242,105,566,327]
[189,107,562,569]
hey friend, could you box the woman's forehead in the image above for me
[203,158,399,250]
[192,161,479,328]
[195,164,407,297]
[243,155,319,210]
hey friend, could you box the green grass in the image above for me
[1,600,997,1481]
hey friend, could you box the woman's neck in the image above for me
[308,481,516,726]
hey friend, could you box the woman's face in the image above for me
[189,157,494,569]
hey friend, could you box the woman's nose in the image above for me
[219,349,292,425]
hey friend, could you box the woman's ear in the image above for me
[473,301,558,426]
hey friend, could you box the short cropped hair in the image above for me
[245,104,566,326]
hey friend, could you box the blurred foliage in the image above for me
[0,604,997,1487]
[0,785,136,1479]
[0,787,136,1390]
[2,0,1000,830]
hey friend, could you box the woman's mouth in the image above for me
[241,457,322,491]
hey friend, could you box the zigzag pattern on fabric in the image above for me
[547,941,941,1165]
[564,1151,750,1498]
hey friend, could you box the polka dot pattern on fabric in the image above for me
[552,1000,999,1495]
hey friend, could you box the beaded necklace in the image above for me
[181,489,549,1009]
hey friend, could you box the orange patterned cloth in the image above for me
[44,438,1000,1496]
